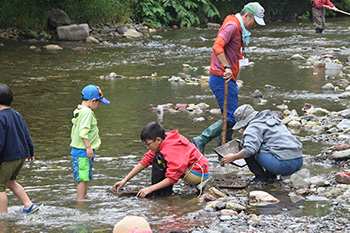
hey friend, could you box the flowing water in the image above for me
[1,17,350,232]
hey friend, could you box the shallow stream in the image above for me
[1,17,350,232]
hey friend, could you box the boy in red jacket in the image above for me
[113,122,210,197]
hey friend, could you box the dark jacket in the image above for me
[0,108,34,163]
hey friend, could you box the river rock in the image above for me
[306,55,319,65]
[337,119,350,131]
[333,144,350,151]
[291,173,311,189]
[57,24,89,41]
[43,44,63,50]
[288,120,301,129]
[290,54,306,60]
[206,201,219,209]
[291,175,310,189]
[295,168,311,179]
[305,195,329,201]
[326,62,343,70]
[208,187,227,198]
[252,89,263,98]
[264,84,276,90]
[339,92,350,99]
[48,8,71,29]
[86,36,99,44]
[295,188,310,195]
[309,176,330,186]
[207,22,220,30]
[123,29,143,38]
[193,117,205,122]
[215,202,227,211]
[335,172,350,184]
[202,193,217,202]
[249,191,279,206]
[339,109,350,118]
[332,149,350,160]
[220,209,238,216]
[190,36,207,41]
[199,75,209,83]
[321,83,335,90]
[209,109,221,114]
[305,107,329,117]
[225,202,246,212]
[282,116,300,125]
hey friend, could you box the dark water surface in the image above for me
[1,18,350,232]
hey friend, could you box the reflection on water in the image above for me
[1,18,350,232]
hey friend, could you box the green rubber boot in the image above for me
[191,120,223,154]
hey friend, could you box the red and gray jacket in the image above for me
[313,0,334,8]
[140,130,209,185]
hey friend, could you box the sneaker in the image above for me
[22,203,39,214]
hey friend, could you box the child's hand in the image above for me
[137,187,152,198]
[86,148,94,159]
[113,180,126,192]
[27,156,35,165]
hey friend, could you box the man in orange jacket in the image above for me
[191,2,266,154]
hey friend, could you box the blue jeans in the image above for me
[209,74,239,126]
[257,150,303,175]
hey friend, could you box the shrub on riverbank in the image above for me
[1,0,350,30]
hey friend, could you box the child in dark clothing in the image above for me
[0,84,39,214]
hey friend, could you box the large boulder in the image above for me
[57,24,90,41]
[48,8,71,29]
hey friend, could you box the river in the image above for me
[0,17,350,232]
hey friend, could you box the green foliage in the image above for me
[300,11,310,21]
[134,0,220,28]
[0,0,134,30]
[2,0,350,30]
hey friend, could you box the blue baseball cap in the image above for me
[81,85,110,104]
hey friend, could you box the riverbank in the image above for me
[186,103,350,232]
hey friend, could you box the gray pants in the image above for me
[312,7,326,30]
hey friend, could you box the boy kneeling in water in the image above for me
[113,122,210,197]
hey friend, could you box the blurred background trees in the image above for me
[0,0,349,30]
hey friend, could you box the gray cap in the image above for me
[233,104,259,130]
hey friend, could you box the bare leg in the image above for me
[7,180,32,209]
[76,181,88,200]
[0,191,8,214]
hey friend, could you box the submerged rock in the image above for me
[43,44,63,50]
[249,191,279,206]
[252,89,263,98]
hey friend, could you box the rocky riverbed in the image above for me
[184,101,350,232]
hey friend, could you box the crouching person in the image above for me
[221,104,303,184]
[113,122,210,197]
